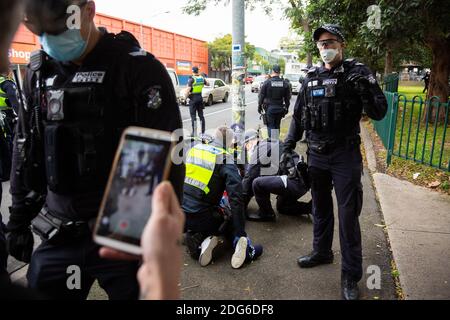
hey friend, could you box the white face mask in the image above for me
[320,48,340,64]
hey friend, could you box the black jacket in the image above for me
[8,29,184,229]
[284,59,387,153]
[182,141,243,218]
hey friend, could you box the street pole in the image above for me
[231,0,246,148]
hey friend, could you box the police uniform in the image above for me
[182,140,246,250]
[284,44,387,286]
[6,29,184,300]
[0,75,18,279]
[187,72,207,136]
[251,154,311,221]
[242,138,282,214]
[258,71,291,139]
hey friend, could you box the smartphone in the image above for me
[94,126,174,255]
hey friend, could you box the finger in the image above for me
[99,247,140,261]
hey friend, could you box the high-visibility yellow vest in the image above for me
[191,76,205,94]
[185,143,228,194]
[0,76,10,109]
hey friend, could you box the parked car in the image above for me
[284,73,305,95]
[179,78,230,106]
[166,68,183,103]
[203,78,230,106]
[245,75,254,84]
[251,75,268,93]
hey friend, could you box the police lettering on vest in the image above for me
[301,60,363,136]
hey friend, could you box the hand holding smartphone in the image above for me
[94,127,175,255]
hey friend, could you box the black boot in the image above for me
[341,276,360,300]
[297,251,334,268]
[247,210,276,222]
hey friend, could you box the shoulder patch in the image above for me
[129,48,149,57]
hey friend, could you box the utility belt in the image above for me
[30,207,90,245]
[307,135,361,155]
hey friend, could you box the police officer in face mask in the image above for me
[6,0,184,300]
[282,24,387,300]
[258,65,291,140]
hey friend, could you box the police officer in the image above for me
[282,24,387,300]
[0,72,19,282]
[183,126,262,269]
[258,64,291,140]
[241,129,282,217]
[6,0,184,300]
[250,154,312,222]
[187,66,208,137]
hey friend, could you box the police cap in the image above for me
[313,24,346,43]
[24,0,87,35]
[192,66,199,74]
[272,64,281,74]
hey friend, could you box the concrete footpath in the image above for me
[361,123,450,300]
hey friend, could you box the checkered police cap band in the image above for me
[314,24,346,43]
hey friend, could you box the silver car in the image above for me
[180,78,230,106]
[284,73,305,95]
[202,78,230,106]
[251,75,268,93]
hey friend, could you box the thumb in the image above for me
[151,182,171,219]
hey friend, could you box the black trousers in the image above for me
[189,94,205,136]
[266,107,284,139]
[252,176,309,216]
[27,235,139,300]
[308,144,363,282]
[185,207,246,242]
[0,183,8,279]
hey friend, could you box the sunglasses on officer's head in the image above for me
[316,39,342,48]
[23,0,88,36]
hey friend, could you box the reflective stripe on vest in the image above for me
[0,77,8,108]
[185,143,227,194]
[192,76,205,94]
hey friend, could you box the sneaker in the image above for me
[231,236,248,269]
[246,241,263,262]
[185,232,204,260]
[199,236,219,267]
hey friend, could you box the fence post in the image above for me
[386,92,399,166]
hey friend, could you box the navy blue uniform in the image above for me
[7,29,184,300]
[187,76,207,136]
[183,141,246,240]
[242,139,282,209]
[284,59,387,282]
[0,78,18,280]
[258,76,291,139]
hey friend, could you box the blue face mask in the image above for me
[39,27,90,62]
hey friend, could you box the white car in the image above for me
[284,73,305,95]
[251,75,268,93]
[180,78,230,106]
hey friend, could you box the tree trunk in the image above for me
[384,48,394,75]
[301,17,313,67]
[423,39,450,124]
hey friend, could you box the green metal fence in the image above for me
[373,92,450,172]
[382,73,399,93]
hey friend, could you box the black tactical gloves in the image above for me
[258,105,263,114]
[346,73,371,93]
[6,229,34,263]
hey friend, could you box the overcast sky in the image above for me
[94,0,292,51]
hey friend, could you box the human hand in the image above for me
[137,182,185,300]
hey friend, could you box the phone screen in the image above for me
[96,134,172,246]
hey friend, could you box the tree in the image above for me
[184,0,449,118]
[208,34,256,78]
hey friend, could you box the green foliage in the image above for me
[208,34,256,70]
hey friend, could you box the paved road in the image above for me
[1,85,397,299]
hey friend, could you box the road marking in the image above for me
[182,101,258,123]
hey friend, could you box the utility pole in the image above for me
[231,0,246,148]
